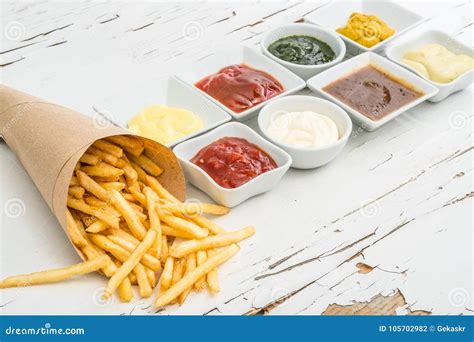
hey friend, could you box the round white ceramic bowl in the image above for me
[258,95,352,169]
[261,23,346,80]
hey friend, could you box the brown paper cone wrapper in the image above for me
[0,85,185,259]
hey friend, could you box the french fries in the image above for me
[0,136,254,308]
[0,255,109,288]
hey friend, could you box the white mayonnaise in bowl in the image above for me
[258,95,352,169]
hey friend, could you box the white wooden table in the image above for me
[1,0,472,316]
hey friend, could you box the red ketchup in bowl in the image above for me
[191,137,277,189]
[195,64,284,113]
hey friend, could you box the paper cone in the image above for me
[0,85,185,258]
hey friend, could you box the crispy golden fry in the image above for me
[192,216,226,235]
[170,226,255,258]
[93,140,123,158]
[170,259,184,304]
[80,153,101,166]
[129,273,137,285]
[155,245,239,307]
[107,136,144,156]
[144,187,162,258]
[146,268,157,288]
[179,253,196,304]
[82,162,124,179]
[97,181,125,192]
[158,210,208,239]
[103,229,157,298]
[127,153,163,177]
[117,274,133,302]
[109,190,147,240]
[66,209,88,247]
[146,175,179,203]
[206,249,220,294]
[0,255,109,289]
[85,220,109,233]
[92,176,121,182]
[163,203,229,216]
[106,235,161,271]
[129,188,146,206]
[68,186,85,199]
[130,161,148,183]
[160,235,169,263]
[194,251,207,291]
[161,224,195,239]
[88,146,121,167]
[160,256,174,290]
[122,193,137,202]
[67,196,119,228]
[76,170,109,202]
[134,263,153,298]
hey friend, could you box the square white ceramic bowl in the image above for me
[175,46,306,122]
[173,122,292,207]
[92,77,232,148]
[304,0,423,53]
[306,52,439,131]
[386,30,474,102]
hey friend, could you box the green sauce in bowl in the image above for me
[268,35,336,65]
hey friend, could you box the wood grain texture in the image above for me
[0,0,472,316]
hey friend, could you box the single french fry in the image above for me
[161,224,195,239]
[160,235,169,263]
[144,187,162,258]
[66,209,88,248]
[93,139,123,158]
[163,203,230,216]
[129,273,137,285]
[160,256,174,289]
[68,186,85,199]
[179,253,196,305]
[106,235,161,271]
[129,188,146,207]
[158,210,208,239]
[83,197,120,217]
[103,229,156,298]
[122,193,137,202]
[0,255,109,289]
[85,220,109,233]
[117,274,133,302]
[130,161,148,183]
[82,162,124,179]
[128,153,163,176]
[146,268,157,288]
[170,259,184,304]
[170,226,255,258]
[194,251,207,291]
[67,196,119,228]
[146,175,179,203]
[97,181,125,191]
[109,190,147,240]
[80,153,101,165]
[134,263,153,298]
[192,216,226,235]
[107,136,144,156]
[91,176,120,182]
[76,170,109,202]
[206,249,220,294]
[155,245,239,307]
